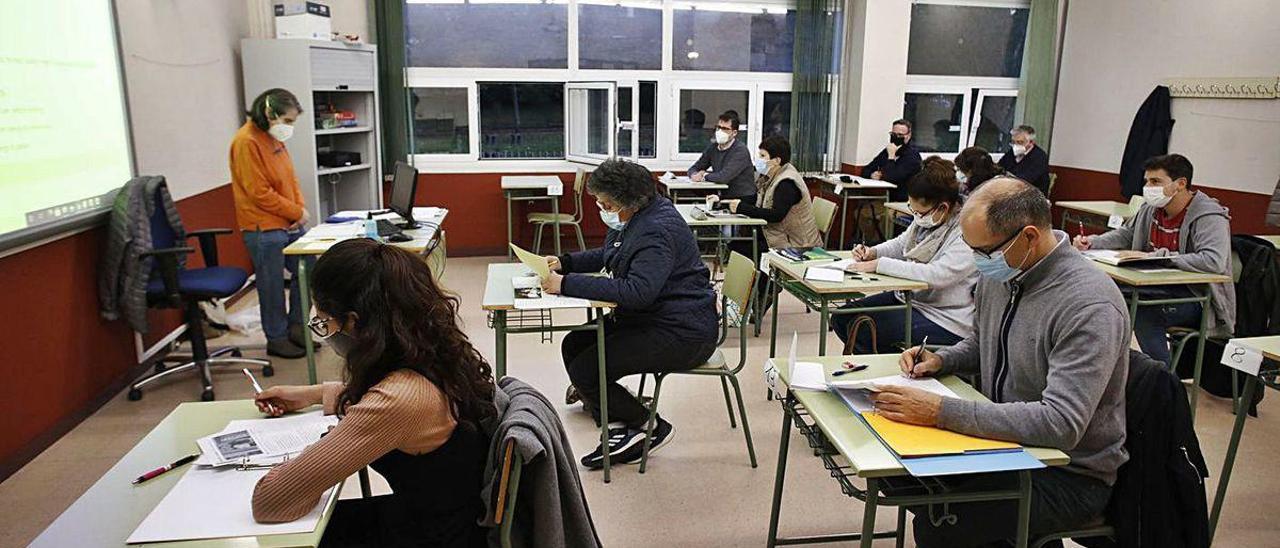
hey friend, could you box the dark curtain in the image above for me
[374,0,409,171]
[790,0,841,172]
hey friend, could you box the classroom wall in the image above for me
[1051,0,1280,199]
[838,0,910,167]
[0,1,266,480]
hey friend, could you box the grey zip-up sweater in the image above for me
[688,139,757,199]
[936,232,1130,485]
[1088,191,1236,336]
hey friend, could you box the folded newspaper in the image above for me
[195,410,338,466]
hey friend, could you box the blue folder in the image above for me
[901,449,1046,477]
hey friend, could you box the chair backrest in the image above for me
[1047,172,1058,200]
[723,251,757,315]
[149,186,178,251]
[812,197,838,236]
[494,438,522,548]
[1128,194,1144,212]
[571,168,587,220]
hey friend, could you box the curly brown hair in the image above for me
[311,239,495,429]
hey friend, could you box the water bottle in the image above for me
[364,219,380,242]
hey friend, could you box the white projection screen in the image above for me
[0,0,135,252]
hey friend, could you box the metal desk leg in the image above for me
[766,403,793,548]
[769,271,782,358]
[1015,470,1032,548]
[752,227,762,337]
[1209,375,1259,541]
[903,291,914,350]
[860,477,880,548]
[553,194,562,257]
[868,199,885,243]
[1126,291,1140,333]
[595,308,610,483]
[818,297,830,356]
[299,259,316,385]
[838,191,850,250]
[494,310,508,379]
[505,192,515,260]
[1189,293,1211,420]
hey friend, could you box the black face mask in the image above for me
[889,132,906,146]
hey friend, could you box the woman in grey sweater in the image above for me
[832,157,977,353]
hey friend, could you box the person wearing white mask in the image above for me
[830,157,977,354]
[1073,154,1235,365]
[687,110,757,203]
[997,125,1051,196]
[230,88,313,359]
[541,159,718,470]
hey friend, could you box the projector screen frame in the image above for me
[0,0,138,257]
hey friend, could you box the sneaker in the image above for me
[613,419,675,465]
[580,426,645,470]
[288,324,320,350]
[266,338,306,359]
[565,384,581,405]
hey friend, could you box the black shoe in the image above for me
[580,426,645,470]
[645,418,675,456]
[288,324,320,350]
[267,338,306,359]
[565,384,581,405]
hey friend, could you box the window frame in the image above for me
[564,81,618,166]
[407,81,479,165]
[969,88,1018,158]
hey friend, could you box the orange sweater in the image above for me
[229,121,305,231]
[251,370,457,523]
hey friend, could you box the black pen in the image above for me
[133,454,198,484]
[908,336,930,378]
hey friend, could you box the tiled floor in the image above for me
[2,256,1277,547]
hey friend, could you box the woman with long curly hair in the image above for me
[250,238,495,548]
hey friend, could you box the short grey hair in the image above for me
[585,158,655,210]
[969,176,1051,236]
[1011,125,1036,139]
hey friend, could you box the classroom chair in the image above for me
[493,438,522,548]
[1165,247,1245,417]
[127,185,272,402]
[529,168,587,255]
[1046,172,1058,201]
[812,196,838,248]
[638,251,759,473]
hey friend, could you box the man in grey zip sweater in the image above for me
[871,178,1129,546]
[1076,153,1236,365]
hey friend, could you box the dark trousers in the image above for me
[829,292,963,354]
[1128,285,1202,366]
[319,495,485,548]
[909,467,1111,548]
[562,320,717,428]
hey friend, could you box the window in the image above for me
[678,89,749,154]
[672,3,795,72]
[969,90,1017,153]
[903,92,966,154]
[762,91,791,140]
[565,82,615,164]
[907,2,1030,78]
[478,83,565,159]
[410,88,470,155]
[578,2,663,70]
[637,82,657,158]
[405,1,568,69]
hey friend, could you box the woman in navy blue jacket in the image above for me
[541,159,718,469]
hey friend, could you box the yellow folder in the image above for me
[861,411,1020,458]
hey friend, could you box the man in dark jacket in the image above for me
[864,118,923,201]
[542,159,719,470]
[688,110,757,201]
[997,125,1051,196]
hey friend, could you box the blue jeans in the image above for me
[243,229,311,341]
[830,292,963,354]
[1129,285,1202,366]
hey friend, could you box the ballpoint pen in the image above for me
[243,368,279,415]
[906,336,930,378]
[831,362,869,377]
[133,454,198,484]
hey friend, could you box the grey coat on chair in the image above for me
[98,175,186,333]
[480,377,601,548]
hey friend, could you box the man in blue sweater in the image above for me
[688,110,757,202]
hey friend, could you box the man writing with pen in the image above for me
[867,178,1130,547]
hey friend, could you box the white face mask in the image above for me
[912,204,944,229]
[1011,143,1027,157]
[955,171,968,184]
[269,121,294,142]
[714,129,732,145]
[599,209,626,231]
[753,157,770,176]
[1143,184,1174,208]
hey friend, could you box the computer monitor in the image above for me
[388,161,420,228]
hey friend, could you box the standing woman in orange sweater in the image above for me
[230,88,311,358]
[252,239,496,547]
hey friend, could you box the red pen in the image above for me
[133,454,198,485]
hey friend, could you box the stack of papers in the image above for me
[303,222,364,239]
[195,410,337,466]
[1083,249,1176,266]
[830,375,957,413]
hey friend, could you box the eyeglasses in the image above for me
[966,228,1024,259]
[909,203,940,217]
[596,200,622,213]
[307,315,338,339]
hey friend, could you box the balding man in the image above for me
[998,125,1051,196]
[870,177,1129,546]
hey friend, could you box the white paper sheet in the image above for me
[829,375,957,398]
[126,467,335,544]
[195,411,337,466]
[804,266,844,283]
[509,243,550,279]
[305,222,364,238]
[809,259,855,271]
[513,295,592,310]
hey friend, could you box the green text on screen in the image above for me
[0,0,133,236]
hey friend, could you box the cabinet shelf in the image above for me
[317,163,372,176]
[315,126,373,136]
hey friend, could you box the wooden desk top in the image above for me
[676,204,767,227]
[658,178,727,191]
[1056,200,1138,219]
[1088,260,1231,286]
[500,175,562,190]
[482,263,615,311]
[773,354,1070,478]
[809,174,897,192]
[765,251,929,295]
[1231,336,1280,362]
[283,208,447,256]
[885,201,912,216]
[31,401,339,548]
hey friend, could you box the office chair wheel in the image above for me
[201,389,215,402]
[127,388,143,401]
[262,365,275,377]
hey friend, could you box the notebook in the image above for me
[861,412,1020,458]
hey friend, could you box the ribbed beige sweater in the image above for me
[251,370,456,523]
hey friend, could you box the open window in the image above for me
[969,88,1018,156]
[565,82,617,165]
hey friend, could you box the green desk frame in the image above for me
[1208,336,1280,542]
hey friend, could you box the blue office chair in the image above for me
[127,187,272,402]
